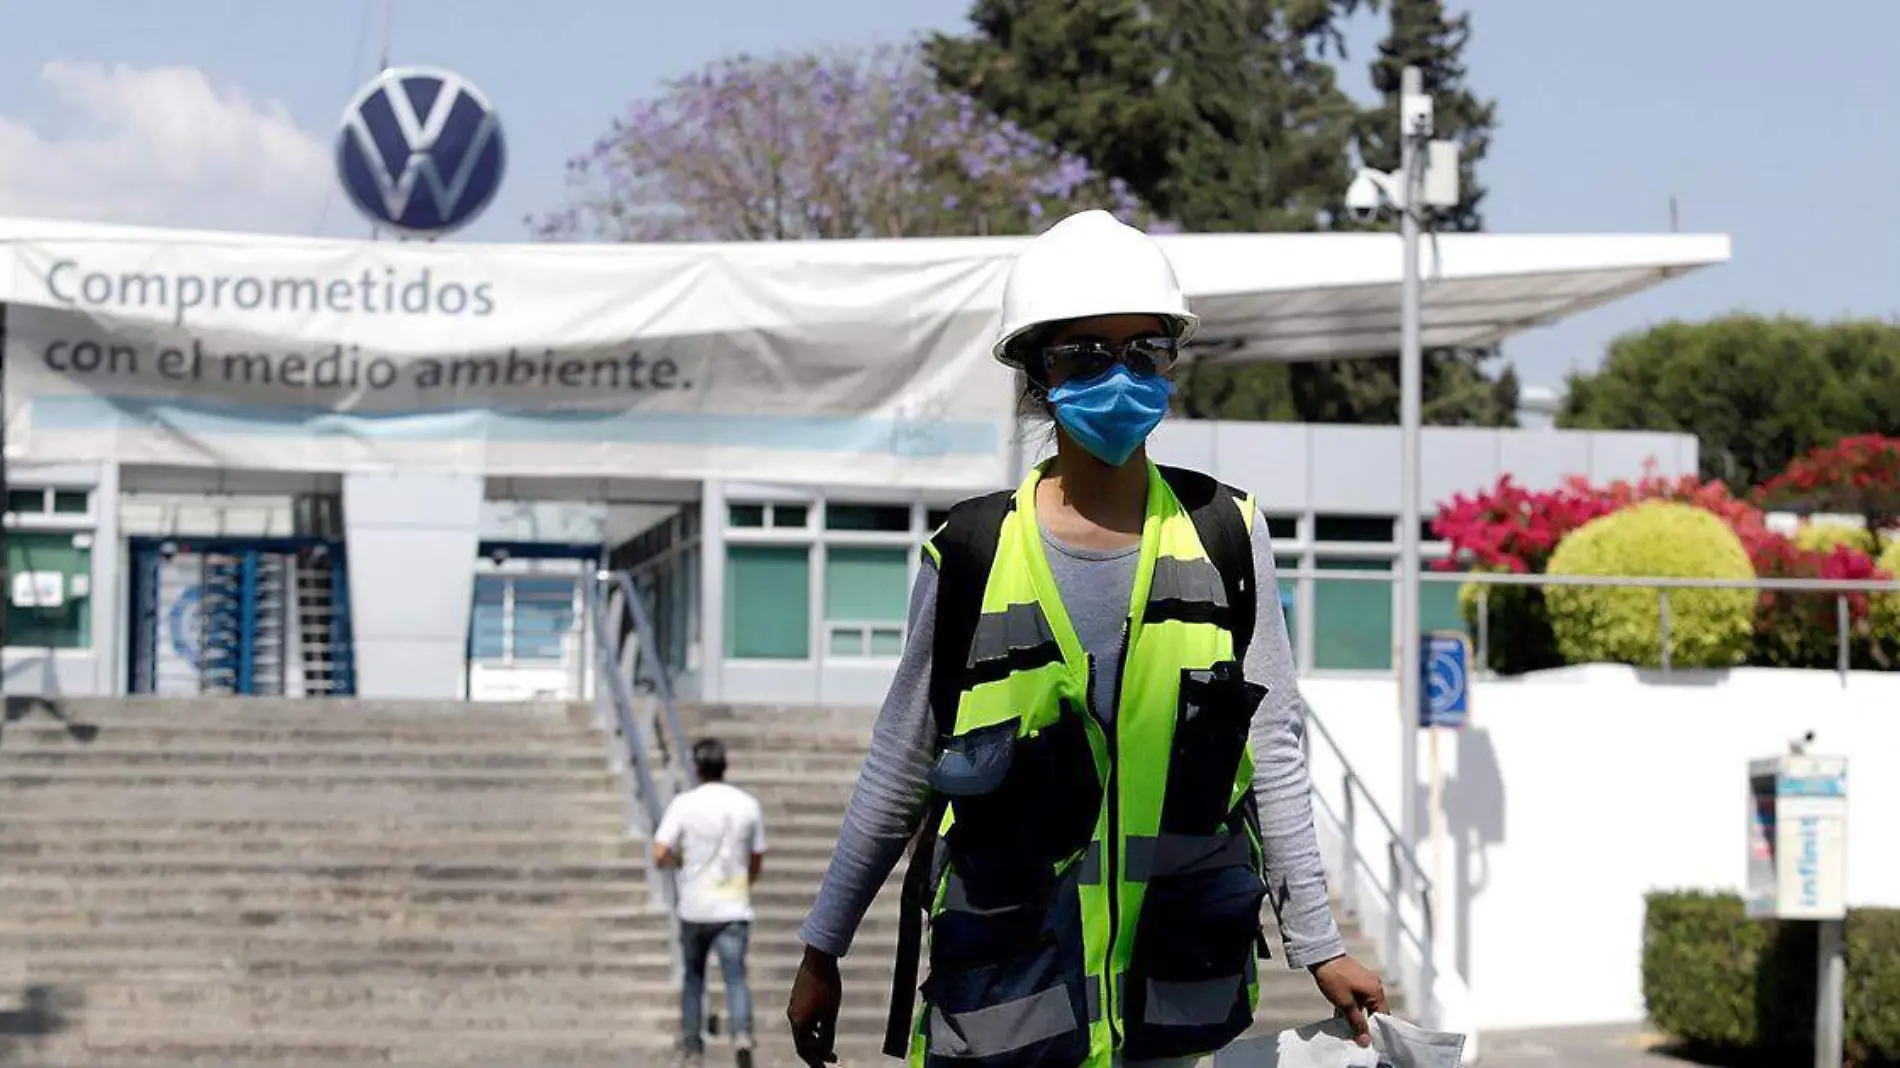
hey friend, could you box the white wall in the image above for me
[1300,666,1900,1033]
[343,471,484,699]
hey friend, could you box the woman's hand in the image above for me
[787,945,843,1067]
[1309,954,1388,1047]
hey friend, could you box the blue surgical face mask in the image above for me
[1046,364,1174,467]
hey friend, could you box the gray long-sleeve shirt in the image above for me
[799,506,1346,970]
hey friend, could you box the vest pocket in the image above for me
[1161,662,1267,836]
[930,710,1100,901]
[922,870,1090,1068]
[1119,839,1268,1061]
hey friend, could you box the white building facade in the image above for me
[0,217,1724,705]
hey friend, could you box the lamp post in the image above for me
[1396,66,1426,884]
[1344,65,1463,1009]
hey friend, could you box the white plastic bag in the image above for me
[1209,1014,1467,1068]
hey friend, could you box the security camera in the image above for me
[1344,171,1385,222]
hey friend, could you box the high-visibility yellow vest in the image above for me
[907,459,1268,1068]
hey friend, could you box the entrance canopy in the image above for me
[0,216,1728,489]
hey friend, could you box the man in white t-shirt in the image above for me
[654,738,767,1068]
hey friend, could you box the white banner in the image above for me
[1,232,1019,489]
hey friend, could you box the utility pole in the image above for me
[1396,62,1428,905]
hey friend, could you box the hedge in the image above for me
[1644,891,1900,1066]
[1544,501,1756,668]
[1874,539,1900,650]
[1796,521,1881,556]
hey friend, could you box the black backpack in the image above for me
[883,466,1257,1056]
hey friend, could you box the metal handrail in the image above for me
[1279,567,1900,593]
[1281,568,1900,679]
[586,568,697,977]
[1303,699,1438,1018]
[608,570,694,788]
[589,582,668,836]
[1304,704,1430,892]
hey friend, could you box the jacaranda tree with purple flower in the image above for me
[532,44,1149,242]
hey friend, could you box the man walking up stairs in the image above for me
[654,738,768,1068]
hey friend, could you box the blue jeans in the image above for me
[679,920,752,1053]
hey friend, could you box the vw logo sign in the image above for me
[336,66,506,237]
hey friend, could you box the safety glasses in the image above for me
[1035,335,1181,382]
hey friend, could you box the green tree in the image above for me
[1288,0,1513,425]
[929,0,1516,427]
[1558,315,1900,488]
[925,0,1364,231]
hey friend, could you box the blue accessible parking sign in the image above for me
[1421,631,1470,729]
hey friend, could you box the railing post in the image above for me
[1384,843,1403,1007]
[1658,589,1673,672]
[1476,585,1491,672]
[1836,593,1850,682]
[1340,778,1359,921]
[1419,876,1437,1028]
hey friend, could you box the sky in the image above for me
[0,0,1895,392]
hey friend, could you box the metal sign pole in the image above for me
[1816,918,1845,1068]
[1397,64,1427,883]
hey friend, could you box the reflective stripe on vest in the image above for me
[910,459,1265,1068]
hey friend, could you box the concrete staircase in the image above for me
[0,696,1396,1068]
[0,695,670,1067]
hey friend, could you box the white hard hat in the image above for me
[993,209,1199,368]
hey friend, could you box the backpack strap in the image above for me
[923,490,1016,739]
[1159,465,1257,662]
[885,489,1014,1058]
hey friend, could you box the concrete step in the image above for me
[0,830,855,859]
[2,903,897,935]
[0,855,646,880]
[1,723,607,750]
[4,747,614,772]
[0,837,854,870]
[2,879,655,909]
[0,837,645,863]
[0,814,629,836]
[0,765,620,789]
[0,791,627,821]
[6,696,594,728]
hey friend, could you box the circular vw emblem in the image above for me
[336,66,506,236]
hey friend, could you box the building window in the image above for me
[1274,556,1300,647]
[6,531,93,649]
[926,508,952,531]
[1314,515,1395,544]
[4,487,92,518]
[1313,558,1392,671]
[825,547,910,658]
[469,575,579,664]
[728,502,810,530]
[828,503,910,533]
[725,546,810,659]
[1264,515,1299,543]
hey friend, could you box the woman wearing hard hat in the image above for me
[787,209,1386,1068]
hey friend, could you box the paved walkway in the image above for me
[1481,1024,1718,1067]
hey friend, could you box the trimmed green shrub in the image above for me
[1874,540,1900,651]
[1797,521,1880,556]
[1644,891,1900,1066]
[1545,501,1756,668]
